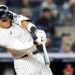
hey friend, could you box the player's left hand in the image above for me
[35,30,47,45]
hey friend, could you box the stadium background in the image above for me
[0,0,75,75]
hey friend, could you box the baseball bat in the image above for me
[42,41,50,67]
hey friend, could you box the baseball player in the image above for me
[0,5,53,75]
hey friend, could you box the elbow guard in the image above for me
[27,23,37,33]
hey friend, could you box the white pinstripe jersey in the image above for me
[0,15,34,50]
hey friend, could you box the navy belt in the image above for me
[21,50,38,58]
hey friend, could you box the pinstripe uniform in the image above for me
[0,14,53,75]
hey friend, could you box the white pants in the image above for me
[14,53,53,75]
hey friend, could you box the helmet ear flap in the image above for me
[9,12,13,20]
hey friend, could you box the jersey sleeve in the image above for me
[13,15,31,26]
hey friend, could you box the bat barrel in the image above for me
[42,41,50,67]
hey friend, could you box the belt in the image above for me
[21,50,38,58]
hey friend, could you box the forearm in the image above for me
[26,23,38,43]
[21,21,37,34]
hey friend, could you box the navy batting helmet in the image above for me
[0,5,13,19]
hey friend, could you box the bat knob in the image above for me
[46,64,50,67]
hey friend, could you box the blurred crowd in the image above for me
[63,64,74,75]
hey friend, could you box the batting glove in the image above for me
[34,30,47,45]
